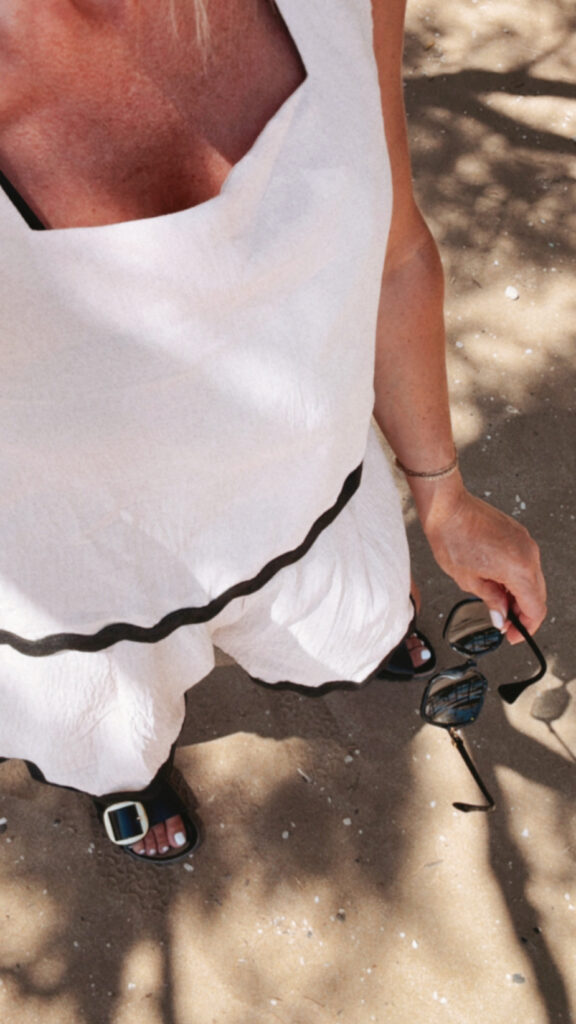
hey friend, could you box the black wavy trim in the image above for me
[0,463,362,657]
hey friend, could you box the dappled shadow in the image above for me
[0,3,574,1023]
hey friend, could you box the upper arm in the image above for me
[371,0,432,264]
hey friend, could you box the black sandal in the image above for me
[93,762,201,864]
[375,599,436,681]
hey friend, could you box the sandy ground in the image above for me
[0,1,574,1022]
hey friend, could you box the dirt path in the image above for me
[0,1,574,1021]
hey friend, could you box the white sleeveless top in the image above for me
[0,0,392,653]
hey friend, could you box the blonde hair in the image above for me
[192,0,209,45]
[168,0,210,46]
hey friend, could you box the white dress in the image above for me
[0,0,411,794]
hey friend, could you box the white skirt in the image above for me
[0,429,410,795]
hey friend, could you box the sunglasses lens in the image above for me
[444,599,503,657]
[421,666,487,727]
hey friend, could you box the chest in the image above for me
[0,0,305,228]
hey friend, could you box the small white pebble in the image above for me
[412,940,419,949]
[344,755,354,764]
[183,863,194,872]
[521,828,530,838]
[127,983,136,991]
[342,818,352,827]
[282,831,290,840]
[429,801,437,808]
[505,285,520,300]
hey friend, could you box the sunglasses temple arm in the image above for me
[497,610,547,705]
[448,727,495,812]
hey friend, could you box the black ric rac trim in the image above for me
[0,464,362,657]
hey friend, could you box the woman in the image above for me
[0,0,546,861]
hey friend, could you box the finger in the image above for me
[507,590,547,645]
[450,576,510,629]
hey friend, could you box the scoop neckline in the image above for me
[0,0,309,240]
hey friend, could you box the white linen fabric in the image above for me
[0,0,411,794]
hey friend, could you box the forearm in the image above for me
[373,218,465,528]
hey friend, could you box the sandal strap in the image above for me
[102,800,149,845]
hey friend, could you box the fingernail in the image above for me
[174,832,187,847]
[489,609,505,630]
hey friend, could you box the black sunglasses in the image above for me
[420,598,547,813]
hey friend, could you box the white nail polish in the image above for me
[489,609,505,630]
[174,832,187,847]
[160,845,170,854]
[419,649,432,662]
[148,848,157,856]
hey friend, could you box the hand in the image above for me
[420,485,547,644]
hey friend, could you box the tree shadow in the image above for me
[0,9,574,1024]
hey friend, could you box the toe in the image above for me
[152,821,170,855]
[406,633,432,670]
[143,828,158,857]
[165,814,188,850]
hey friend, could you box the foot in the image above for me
[96,768,200,862]
[130,814,189,857]
[408,580,434,670]
[405,630,434,671]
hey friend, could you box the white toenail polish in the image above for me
[174,832,186,847]
[160,845,170,854]
[148,849,157,856]
[420,649,432,661]
[489,609,505,630]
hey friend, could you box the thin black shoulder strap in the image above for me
[0,168,46,230]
